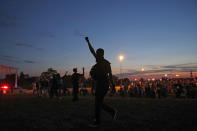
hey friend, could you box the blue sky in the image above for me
[0,0,197,77]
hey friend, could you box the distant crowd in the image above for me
[118,78,197,98]
[32,76,197,99]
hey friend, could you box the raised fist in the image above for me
[85,37,89,42]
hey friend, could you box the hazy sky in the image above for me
[0,0,197,77]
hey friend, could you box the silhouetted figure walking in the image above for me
[36,81,40,96]
[71,68,84,101]
[85,37,118,127]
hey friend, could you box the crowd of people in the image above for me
[32,71,89,99]
[117,78,197,98]
[33,76,197,99]
[32,73,71,98]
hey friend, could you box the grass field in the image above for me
[0,95,197,131]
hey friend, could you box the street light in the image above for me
[119,55,124,62]
[119,55,124,88]
[119,55,124,74]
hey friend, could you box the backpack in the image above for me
[90,62,109,80]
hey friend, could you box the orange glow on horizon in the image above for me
[113,71,196,79]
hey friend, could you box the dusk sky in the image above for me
[0,0,197,78]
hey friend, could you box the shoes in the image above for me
[113,109,118,120]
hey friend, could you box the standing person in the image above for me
[57,73,63,98]
[32,82,37,95]
[36,81,40,96]
[50,74,59,98]
[85,37,118,127]
[124,82,128,94]
[71,68,84,101]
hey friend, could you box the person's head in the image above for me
[96,48,104,58]
[57,73,60,78]
[73,68,77,73]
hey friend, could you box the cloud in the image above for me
[146,63,197,71]
[24,60,36,64]
[0,14,27,28]
[0,55,36,64]
[0,55,21,63]
[146,65,163,70]
[16,43,33,48]
[161,63,197,72]
[15,43,44,50]
[0,57,21,63]
[1,55,18,59]
[116,63,197,78]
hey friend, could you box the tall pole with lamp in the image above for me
[119,55,124,89]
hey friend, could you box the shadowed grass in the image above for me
[0,95,197,131]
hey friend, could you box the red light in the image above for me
[1,85,9,89]
[3,86,8,89]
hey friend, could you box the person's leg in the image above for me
[73,87,78,101]
[95,91,104,124]
[89,90,103,127]
[75,91,79,100]
[91,82,116,127]
[55,88,59,98]
[94,83,109,123]
[50,88,54,98]
[40,88,43,96]
[72,87,75,101]
[63,87,66,95]
[102,87,117,119]
[60,87,63,97]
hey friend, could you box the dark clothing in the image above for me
[72,73,81,87]
[52,78,58,89]
[93,59,115,124]
[95,81,115,123]
[50,88,59,98]
[91,59,111,81]
[72,73,82,101]
[49,77,59,98]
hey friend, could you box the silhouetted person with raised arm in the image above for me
[71,68,84,101]
[85,37,118,127]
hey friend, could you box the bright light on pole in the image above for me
[118,55,124,74]
[119,55,124,62]
[119,55,124,88]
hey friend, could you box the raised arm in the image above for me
[85,37,97,58]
